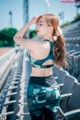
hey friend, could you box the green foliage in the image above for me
[61,14,80,28]
[29,29,37,38]
[61,21,71,28]
[0,28,17,47]
[71,14,80,23]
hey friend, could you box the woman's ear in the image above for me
[48,25,53,32]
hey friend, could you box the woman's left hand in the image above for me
[29,16,39,24]
[55,27,62,37]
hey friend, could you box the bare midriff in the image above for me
[30,67,53,77]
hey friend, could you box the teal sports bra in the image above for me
[29,39,55,68]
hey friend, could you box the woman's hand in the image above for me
[55,27,62,37]
[29,16,39,24]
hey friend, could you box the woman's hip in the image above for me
[27,76,61,104]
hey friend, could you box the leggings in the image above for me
[29,107,57,120]
[27,75,61,120]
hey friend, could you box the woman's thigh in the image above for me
[27,83,45,116]
[29,111,44,120]
[43,107,57,120]
[29,107,56,120]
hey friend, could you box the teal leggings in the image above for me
[29,107,57,120]
[27,75,61,119]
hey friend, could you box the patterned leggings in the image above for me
[29,107,57,120]
[27,75,61,120]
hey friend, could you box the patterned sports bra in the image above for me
[29,39,55,68]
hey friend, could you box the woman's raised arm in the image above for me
[13,16,41,51]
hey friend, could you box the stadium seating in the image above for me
[57,83,80,120]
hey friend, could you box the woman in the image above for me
[13,14,67,120]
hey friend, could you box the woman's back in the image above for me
[29,39,54,77]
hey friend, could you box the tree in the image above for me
[29,29,37,38]
[0,28,17,47]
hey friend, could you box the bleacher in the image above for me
[55,21,80,120]
[63,21,80,81]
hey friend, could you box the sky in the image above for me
[0,0,79,30]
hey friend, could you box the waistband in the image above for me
[30,74,53,78]
[29,75,57,87]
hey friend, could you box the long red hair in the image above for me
[37,14,68,68]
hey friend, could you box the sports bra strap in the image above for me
[32,64,53,68]
[43,39,53,43]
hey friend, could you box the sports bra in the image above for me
[29,39,55,68]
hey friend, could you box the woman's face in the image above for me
[35,17,51,37]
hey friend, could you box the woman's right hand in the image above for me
[29,16,39,24]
